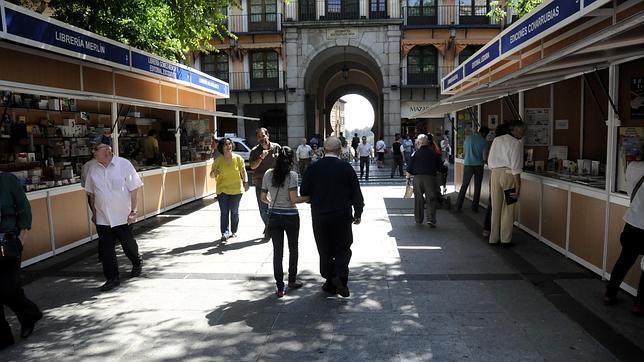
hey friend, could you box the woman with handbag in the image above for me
[0,172,42,349]
[260,147,309,297]
[210,138,249,241]
[604,146,644,315]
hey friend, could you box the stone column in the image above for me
[285,28,304,149]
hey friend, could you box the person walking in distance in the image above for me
[456,126,490,212]
[487,120,526,246]
[211,138,250,241]
[0,171,42,348]
[375,136,386,168]
[406,134,442,228]
[401,134,414,165]
[390,133,405,178]
[260,147,308,297]
[357,136,373,181]
[83,143,144,292]
[295,138,312,176]
[249,128,281,241]
[604,143,644,315]
[300,137,364,297]
[351,133,360,162]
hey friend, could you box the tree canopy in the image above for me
[488,0,544,24]
[10,0,237,63]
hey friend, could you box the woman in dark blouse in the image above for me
[0,172,42,349]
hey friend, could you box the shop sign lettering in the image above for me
[4,7,130,66]
[131,51,190,82]
[443,67,463,91]
[327,29,357,39]
[464,41,500,77]
[501,0,580,54]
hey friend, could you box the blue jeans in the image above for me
[218,193,242,237]
[254,185,269,225]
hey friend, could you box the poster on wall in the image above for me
[631,77,644,119]
[616,127,644,193]
[524,108,551,146]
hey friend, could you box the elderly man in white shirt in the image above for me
[487,120,526,246]
[84,143,144,291]
[295,138,312,175]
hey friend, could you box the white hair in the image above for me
[324,136,342,154]
[416,134,429,146]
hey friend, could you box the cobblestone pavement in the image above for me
[2,165,643,361]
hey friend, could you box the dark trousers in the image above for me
[606,223,644,303]
[359,157,370,180]
[0,241,41,348]
[413,174,440,224]
[96,224,142,281]
[456,165,484,211]
[218,193,242,236]
[312,211,353,287]
[269,214,300,290]
[391,155,404,177]
[298,158,311,175]
[254,186,269,225]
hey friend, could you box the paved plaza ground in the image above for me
[2,165,644,361]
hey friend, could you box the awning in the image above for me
[418,0,644,117]
[213,111,260,121]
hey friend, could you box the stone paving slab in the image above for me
[2,182,642,361]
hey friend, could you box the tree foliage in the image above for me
[9,0,237,63]
[488,0,544,23]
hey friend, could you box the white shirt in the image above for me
[624,161,644,230]
[80,159,98,188]
[487,134,524,175]
[357,143,372,157]
[296,144,312,160]
[84,156,144,227]
[376,140,386,153]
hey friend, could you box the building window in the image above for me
[202,53,229,82]
[459,0,489,24]
[250,50,279,89]
[326,0,359,20]
[406,0,437,25]
[458,45,482,65]
[407,46,437,85]
[369,0,387,19]
[249,0,277,31]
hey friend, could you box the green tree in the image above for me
[488,0,544,24]
[9,0,237,63]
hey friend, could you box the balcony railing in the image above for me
[216,71,285,91]
[226,14,282,33]
[401,66,454,87]
[284,0,400,22]
[402,5,497,26]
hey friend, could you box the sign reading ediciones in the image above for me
[131,51,190,82]
[190,72,229,96]
[501,0,580,54]
[4,7,130,66]
[443,67,463,91]
[464,41,500,77]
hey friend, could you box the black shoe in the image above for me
[288,281,303,290]
[322,282,337,294]
[20,312,43,339]
[332,277,350,297]
[130,264,142,278]
[500,242,516,248]
[99,279,120,292]
[603,294,618,306]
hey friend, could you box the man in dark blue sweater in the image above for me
[406,134,442,228]
[300,137,365,297]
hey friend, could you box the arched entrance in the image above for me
[302,46,384,140]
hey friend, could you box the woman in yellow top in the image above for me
[210,138,249,241]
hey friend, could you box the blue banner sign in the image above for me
[190,72,229,96]
[464,41,500,77]
[131,51,190,82]
[443,67,464,91]
[4,7,130,66]
[501,0,580,54]
[584,0,599,6]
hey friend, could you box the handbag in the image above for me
[0,233,20,260]
[404,178,413,198]
[265,186,281,236]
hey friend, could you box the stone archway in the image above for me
[325,85,379,137]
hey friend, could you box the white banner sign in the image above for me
[401,102,439,119]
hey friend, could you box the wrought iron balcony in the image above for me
[402,5,497,27]
[284,0,400,22]
[401,66,454,87]
[215,71,285,91]
[226,13,282,33]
